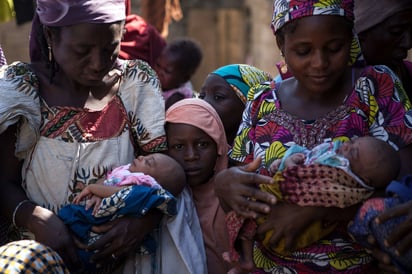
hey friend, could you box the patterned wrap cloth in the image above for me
[348,175,412,274]
[211,64,273,105]
[0,240,69,273]
[226,141,375,262]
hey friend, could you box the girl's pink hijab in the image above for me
[166,98,228,173]
[166,98,230,273]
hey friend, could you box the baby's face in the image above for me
[129,154,172,176]
[338,137,378,180]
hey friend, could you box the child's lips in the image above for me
[185,167,201,176]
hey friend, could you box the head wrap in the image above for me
[166,98,228,172]
[354,0,412,33]
[271,0,354,33]
[211,64,273,104]
[271,0,361,66]
[36,0,126,26]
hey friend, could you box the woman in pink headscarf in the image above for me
[0,0,180,272]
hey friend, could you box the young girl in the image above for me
[165,98,231,273]
[199,64,272,147]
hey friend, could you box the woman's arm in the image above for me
[0,124,81,270]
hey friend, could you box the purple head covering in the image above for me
[30,0,125,62]
[36,0,126,27]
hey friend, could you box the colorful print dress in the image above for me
[0,59,167,229]
[230,65,412,273]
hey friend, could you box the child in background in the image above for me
[199,64,273,147]
[58,153,185,270]
[225,136,400,272]
[154,38,202,109]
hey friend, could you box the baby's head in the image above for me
[154,38,203,91]
[338,136,400,188]
[129,153,186,194]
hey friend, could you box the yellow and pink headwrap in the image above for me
[271,0,361,66]
[36,0,126,26]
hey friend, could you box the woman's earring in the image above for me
[48,45,52,63]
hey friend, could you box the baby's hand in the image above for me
[84,195,103,216]
[269,159,282,176]
[73,186,92,204]
[284,153,305,168]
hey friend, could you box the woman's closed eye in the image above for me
[294,46,311,56]
[326,42,345,53]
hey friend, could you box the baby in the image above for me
[59,153,185,270]
[224,136,400,271]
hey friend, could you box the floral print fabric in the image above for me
[230,65,412,273]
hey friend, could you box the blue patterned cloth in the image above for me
[348,175,412,274]
[59,185,177,270]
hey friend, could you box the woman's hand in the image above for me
[375,199,412,255]
[365,235,400,273]
[215,157,276,218]
[87,211,161,265]
[28,206,81,270]
[364,199,412,273]
[255,203,323,250]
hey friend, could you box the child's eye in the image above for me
[198,92,205,99]
[198,142,209,148]
[173,144,183,150]
[214,94,225,101]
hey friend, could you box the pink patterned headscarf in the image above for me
[271,0,361,66]
[36,0,126,26]
[271,0,354,34]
